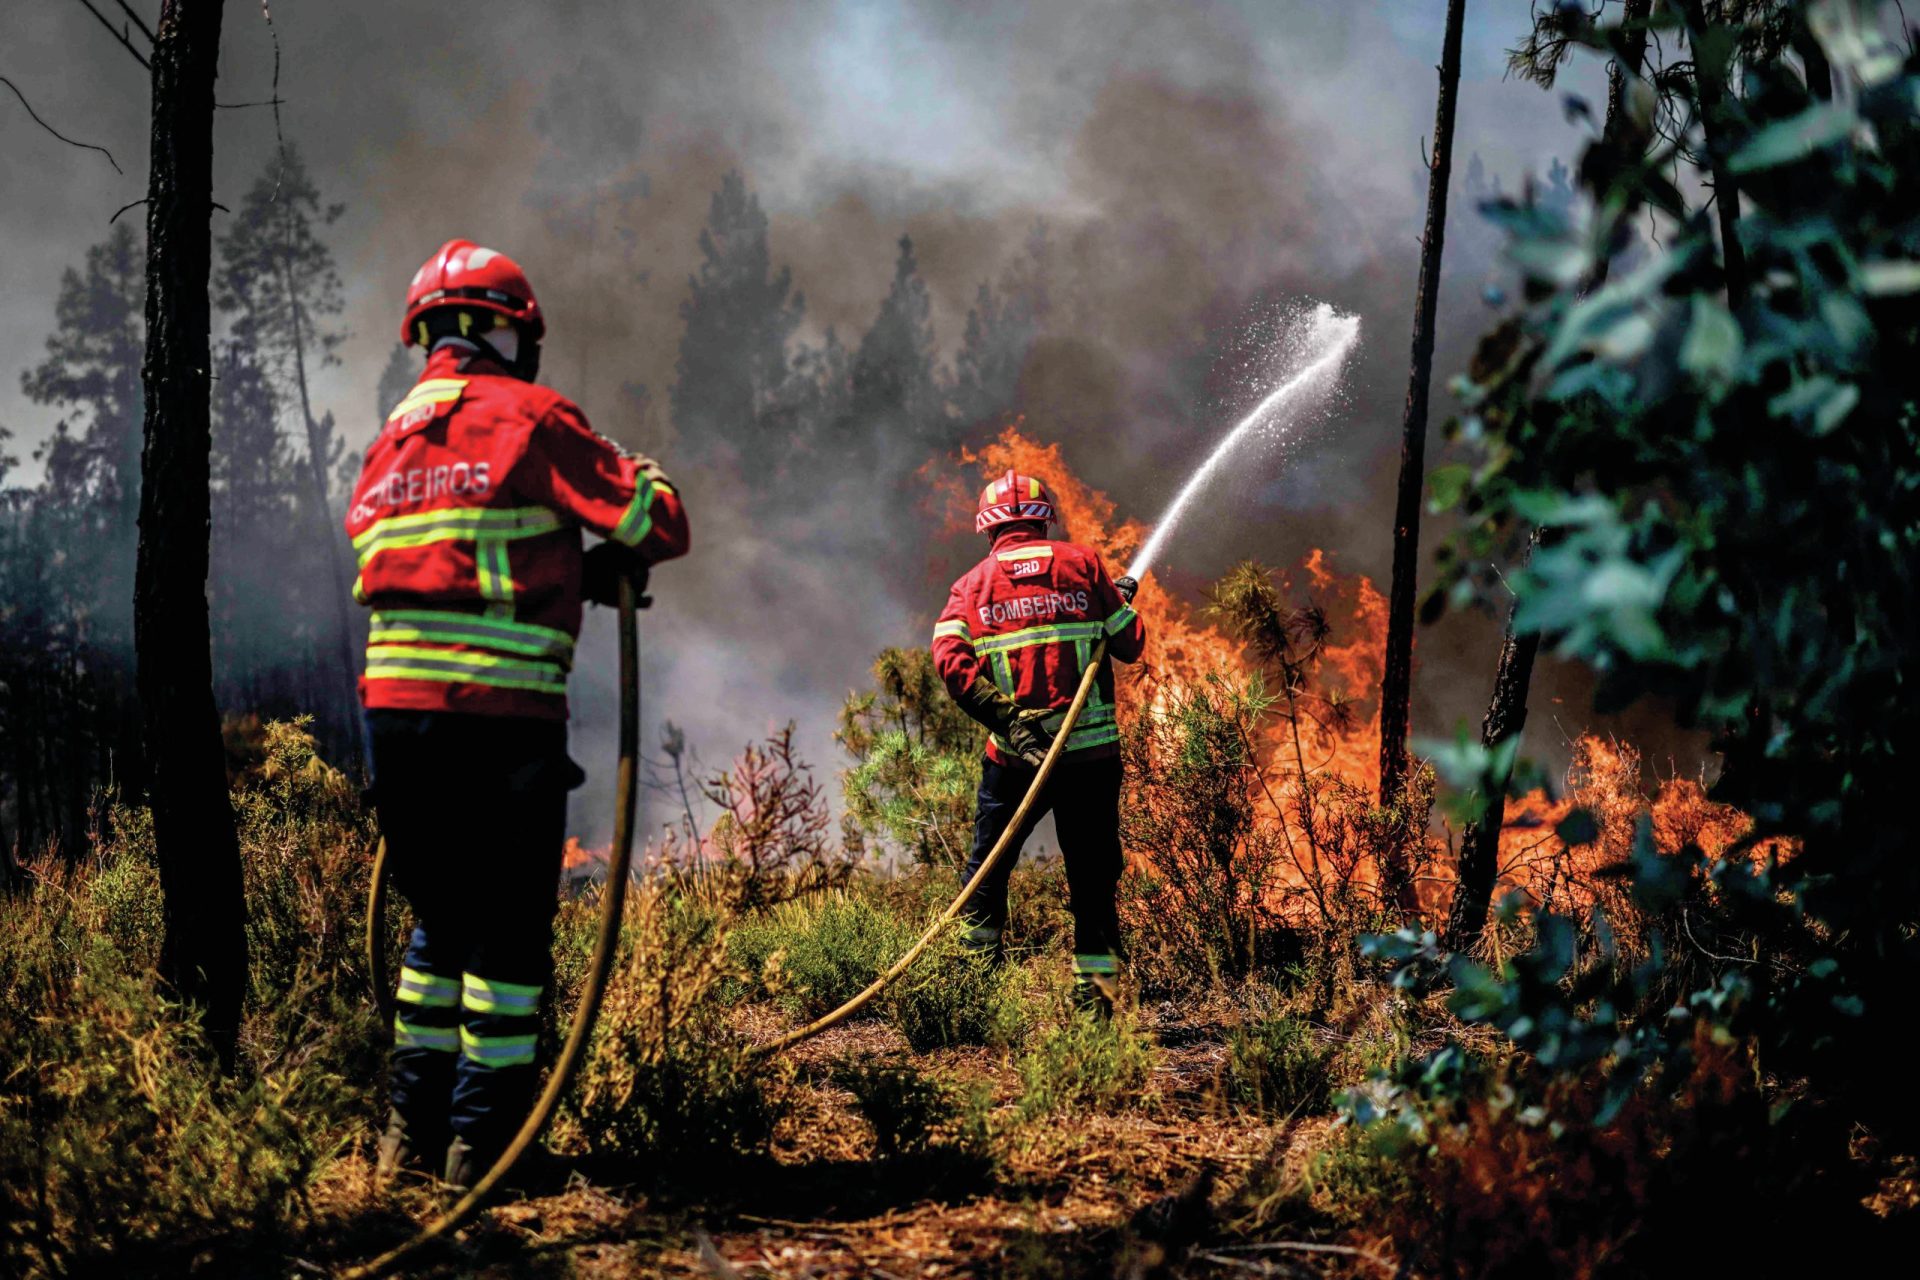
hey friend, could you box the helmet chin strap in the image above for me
[430,327,541,383]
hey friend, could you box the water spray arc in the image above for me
[1126,305,1362,581]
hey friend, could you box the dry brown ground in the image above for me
[312,1005,1353,1280]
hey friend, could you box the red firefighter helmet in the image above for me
[401,239,545,346]
[975,469,1057,534]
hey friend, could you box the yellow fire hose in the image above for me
[345,573,643,1280]
[745,637,1108,1060]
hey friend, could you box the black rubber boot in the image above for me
[1073,974,1117,1020]
[375,1108,440,1181]
[442,1135,485,1192]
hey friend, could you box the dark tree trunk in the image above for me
[136,0,246,1061]
[1443,7,1655,949]
[1604,0,1653,140]
[1679,0,1749,306]
[1377,0,1468,904]
[1444,536,1542,949]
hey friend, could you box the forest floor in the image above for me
[312,1002,1352,1280]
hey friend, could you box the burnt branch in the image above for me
[74,0,152,69]
[2,74,122,172]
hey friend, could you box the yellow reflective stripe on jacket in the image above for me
[1104,604,1138,636]
[610,478,658,547]
[474,538,515,608]
[352,505,562,561]
[932,619,972,645]
[995,544,1054,562]
[368,610,575,666]
[364,644,567,694]
[973,620,1105,656]
[386,378,467,422]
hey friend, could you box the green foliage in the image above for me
[1222,1013,1334,1117]
[886,931,1019,1052]
[567,886,774,1171]
[837,1059,993,1168]
[727,887,920,1018]
[837,647,984,867]
[0,724,387,1276]
[1414,0,1920,1154]
[1014,1011,1155,1121]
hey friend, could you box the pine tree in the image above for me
[136,0,247,1060]
[214,145,359,752]
[672,171,804,474]
[847,234,943,455]
[21,223,146,644]
[953,222,1051,428]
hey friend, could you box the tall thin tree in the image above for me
[134,0,246,1060]
[1446,0,1654,949]
[1377,0,1469,907]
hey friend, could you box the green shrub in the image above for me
[1014,1011,1154,1121]
[728,888,918,1019]
[566,884,774,1172]
[1222,1014,1334,1116]
[885,929,1015,1051]
[0,858,326,1276]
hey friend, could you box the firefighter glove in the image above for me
[954,676,1023,735]
[583,542,649,607]
[1005,708,1057,767]
[1115,575,1139,603]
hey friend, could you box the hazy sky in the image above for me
[4,2,1675,841]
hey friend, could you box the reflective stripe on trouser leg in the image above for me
[388,930,463,1145]
[459,972,541,1068]
[1073,952,1119,983]
[459,1025,538,1068]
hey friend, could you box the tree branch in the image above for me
[2,74,122,172]
[113,0,155,45]
[74,0,151,70]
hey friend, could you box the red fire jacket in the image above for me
[344,347,689,720]
[931,526,1146,764]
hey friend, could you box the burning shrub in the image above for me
[1119,674,1291,994]
[837,647,984,868]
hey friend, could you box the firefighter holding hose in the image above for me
[347,240,688,1187]
[931,471,1145,1013]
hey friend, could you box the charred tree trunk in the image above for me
[136,0,245,1061]
[1444,6,1654,949]
[1678,0,1749,306]
[1377,0,1468,905]
[1444,536,1541,949]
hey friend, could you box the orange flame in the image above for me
[948,423,1776,926]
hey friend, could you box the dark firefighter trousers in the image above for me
[366,710,583,1160]
[960,753,1124,990]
